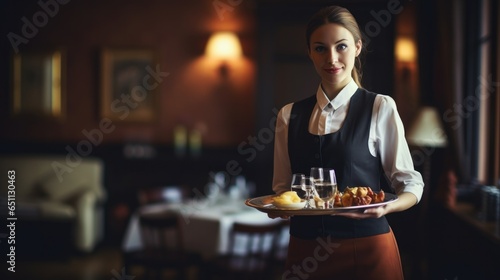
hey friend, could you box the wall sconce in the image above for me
[395,37,416,63]
[395,37,417,81]
[205,31,242,76]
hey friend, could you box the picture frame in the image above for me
[11,50,65,119]
[100,49,157,122]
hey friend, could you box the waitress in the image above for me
[271,5,424,280]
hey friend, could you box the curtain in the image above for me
[421,0,500,186]
[416,0,466,186]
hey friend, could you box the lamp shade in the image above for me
[205,32,242,59]
[406,106,448,147]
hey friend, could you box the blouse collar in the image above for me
[316,79,359,111]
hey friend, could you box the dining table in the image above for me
[122,194,290,260]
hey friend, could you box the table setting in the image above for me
[122,174,288,260]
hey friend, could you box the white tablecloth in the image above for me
[122,196,289,259]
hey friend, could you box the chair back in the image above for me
[138,185,188,206]
[138,212,184,251]
[226,221,285,274]
[124,202,202,280]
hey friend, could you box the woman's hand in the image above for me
[268,213,291,219]
[334,204,388,219]
[334,192,418,219]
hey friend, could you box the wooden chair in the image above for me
[123,211,202,280]
[203,221,287,280]
[123,185,202,280]
[272,219,290,271]
[138,185,189,206]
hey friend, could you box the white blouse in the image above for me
[272,79,424,202]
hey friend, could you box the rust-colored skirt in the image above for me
[281,229,403,280]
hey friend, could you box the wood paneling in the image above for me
[0,0,256,146]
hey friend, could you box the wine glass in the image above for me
[301,176,315,209]
[309,167,324,208]
[290,173,306,201]
[319,168,337,208]
[310,167,324,184]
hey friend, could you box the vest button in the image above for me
[315,154,320,159]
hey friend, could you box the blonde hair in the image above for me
[306,6,364,87]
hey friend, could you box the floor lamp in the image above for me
[407,106,448,189]
[406,106,448,278]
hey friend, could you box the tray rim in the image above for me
[245,193,398,216]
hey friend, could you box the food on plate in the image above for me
[333,189,343,207]
[262,196,275,205]
[313,195,325,208]
[272,191,302,205]
[372,189,386,203]
[334,187,385,207]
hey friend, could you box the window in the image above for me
[463,0,499,185]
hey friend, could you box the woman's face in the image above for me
[308,23,362,94]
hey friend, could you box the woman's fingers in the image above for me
[268,213,291,219]
[333,205,387,219]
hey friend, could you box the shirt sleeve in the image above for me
[272,103,293,195]
[374,95,425,203]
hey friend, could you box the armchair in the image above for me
[0,155,106,253]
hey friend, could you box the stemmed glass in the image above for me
[290,173,306,201]
[301,176,315,209]
[321,168,338,208]
[310,167,337,208]
[309,167,323,208]
[310,167,324,184]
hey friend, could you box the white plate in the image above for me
[272,201,306,209]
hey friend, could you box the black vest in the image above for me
[288,88,390,239]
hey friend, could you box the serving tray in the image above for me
[245,193,398,216]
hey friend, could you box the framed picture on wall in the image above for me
[100,49,158,122]
[11,50,65,119]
